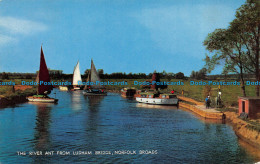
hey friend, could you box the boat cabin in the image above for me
[138,93,176,99]
[159,94,177,99]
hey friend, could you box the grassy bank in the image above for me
[0,79,36,97]
[0,79,37,107]
[103,79,256,108]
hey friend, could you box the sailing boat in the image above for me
[71,61,83,90]
[27,46,58,103]
[83,59,107,96]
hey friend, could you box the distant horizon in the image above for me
[0,0,246,75]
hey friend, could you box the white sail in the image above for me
[72,61,82,86]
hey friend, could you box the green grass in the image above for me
[0,79,37,98]
[0,86,37,99]
[103,79,257,108]
[245,120,260,132]
[215,108,238,113]
[164,79,256,108]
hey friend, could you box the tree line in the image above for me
[0,70,186,80]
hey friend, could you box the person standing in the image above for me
[205,96,211,109]
[207,96,211,108]
[205,96,209,108]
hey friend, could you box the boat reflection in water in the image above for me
[70,90,83,111]
[83,95,105,152]
[84,95,104,110]
[28,102,54,151]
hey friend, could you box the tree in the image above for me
[97,69,104,75]
[190,68,207,80]
[230,0,260,96]
[190,70,196,79]
[204,0,259,96]
[2,72,9,79]
[25,75,32,79]
[204,28,248,96]
[198,68,207,80]
[175,72,184,79]
[98,69,104,78]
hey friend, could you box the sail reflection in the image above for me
[30,102,53,151]
[70,90,82,111]
[85,96,104,111]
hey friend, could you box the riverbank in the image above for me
[225,112,260,149]
[178,95,260,150]
[0,85,36,107]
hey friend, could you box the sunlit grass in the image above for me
[103,78,257,108]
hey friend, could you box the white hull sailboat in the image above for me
[27,95,58,103]
[27,46,58,103]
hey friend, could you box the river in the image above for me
[0,89,258,163]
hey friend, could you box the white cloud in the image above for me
[0,16,48,35]
[0,34,17,46]
[0,16,48,46]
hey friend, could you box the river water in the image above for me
[0,90,258,163]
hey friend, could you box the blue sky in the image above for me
[0,0,245,76]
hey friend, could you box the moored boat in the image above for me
[83,89,107,96]
[72,61,83,90]
[136,92,178,106]
[59,86,69,91]
[121,88,137,98]
[135,72,178,106]
[27,95,58,103]
[27,46,58,103]
[83,59,107,96]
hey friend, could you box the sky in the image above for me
[0,0,246,76]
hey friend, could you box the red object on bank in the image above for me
[171,90,174,94]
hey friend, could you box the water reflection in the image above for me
[0,92,258,163]
[238,138,260,161]
[29,102,53,151]
[84,96,105,151]
[70,90,82,111]
[84,96,104,111]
